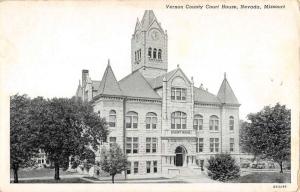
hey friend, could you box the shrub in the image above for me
[207,153,240,182]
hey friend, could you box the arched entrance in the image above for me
[175,146,187,167]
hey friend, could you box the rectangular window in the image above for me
[126,137,132,154]
[171,87,187,101]
[146,138,151,153]
[146,138,157,153]
[146,161,151,173]
[176,88,181,100]
[198,138,204,152]
[153,161,157,173]
[210,138,219,152]
[134,161,139,174]
[171,87,175,100]
[133,137,139,154]
[152,138,157,153]
[230,138,234,152]
[127,162,131,175]
[109,137,116,148]
[182,89,186,100]
[215,138,219,152]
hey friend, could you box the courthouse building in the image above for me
[75,10,240,177]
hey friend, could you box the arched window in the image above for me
[229,116,234,131]
[109,110,116,127]
[153,48,157,59]
[171,111,187,129]
[148,47,152,58]
[158,49,162,59]
[146,112,157,129]
[126,111,138,129]
[134,51,137,62]
[139,49,141,60]
[209,115,219,131]
[193,114,203,130]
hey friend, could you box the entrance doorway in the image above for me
[175,146,186,167]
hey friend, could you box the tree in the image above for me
[99,143,128,183]
[10,94,39,183]
[207,153,240,182]
[240,103,290,173]
[33,97,108,180]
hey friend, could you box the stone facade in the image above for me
[76,10,241,178]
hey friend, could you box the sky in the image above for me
[0,1,299,119]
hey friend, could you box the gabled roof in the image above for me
[97,63,123,96]
[194,87,220,104]
[217,75,239,104]
[119,71,161,99]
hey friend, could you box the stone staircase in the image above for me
[165,166,205,178]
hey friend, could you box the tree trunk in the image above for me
[54,161,60,180]
[112,174,115,184]
[279,161,283,173]
[13,165,19,183]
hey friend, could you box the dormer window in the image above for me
[171,87,186,101]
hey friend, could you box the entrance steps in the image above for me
[164,166,205,178]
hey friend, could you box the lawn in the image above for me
[231,172,291,183]
[14,178,91,183]
[10,168,76,179]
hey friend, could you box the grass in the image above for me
[231,172,291,183]
[10,168,76,179]
[12,178,91,183]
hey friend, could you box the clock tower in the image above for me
[131,10,168,79]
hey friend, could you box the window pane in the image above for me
[126,117,131,128]
[209,120,213,130]
[153,161,157,173]
[146,161,151,173]
[146,144,151,153]
[126,137,132,142]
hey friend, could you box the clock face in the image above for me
[151,30,160,40]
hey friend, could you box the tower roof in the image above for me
[97,62,123,96]
[141,10,159,30]
[217,74,239,104]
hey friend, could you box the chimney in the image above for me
[82,69,89,87]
